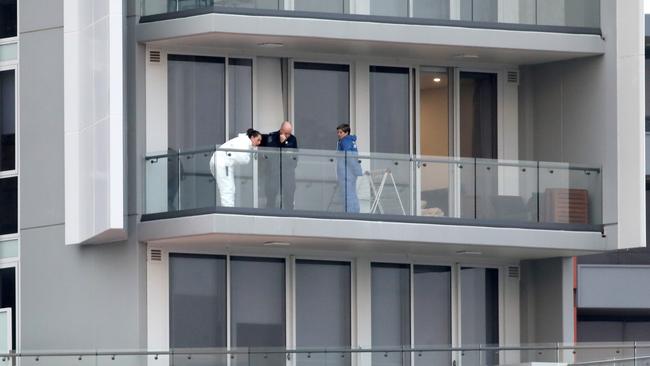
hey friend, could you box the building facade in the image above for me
[1,0,646,364]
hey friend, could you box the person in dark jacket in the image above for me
[336,123,363,213]
[260,121,298,209]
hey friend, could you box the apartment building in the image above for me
[2,0,645,364]
[573,15,650,343]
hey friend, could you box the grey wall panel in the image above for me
[520,258,565,343]
[19,28,65,230]
[18,0,63,33]
[578,265,650,309]
[20,219,147,350]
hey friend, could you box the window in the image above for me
[228,59,253,140]
[0,177,16,235]
[372,263,410,366]
[167,55,226,152]
[0,0,16,39]
[295,260,351,351]
[370,66,410,154]
[413,265,452,366]
[169,254,227,348]
[293,62,350,150]
[0,70,15,172]
[0,267,14,350]
[231,257,285,366]
[459,72,497,159]
[370,0,408,17]
[460,0,498,22]
[413,0,450,19]
[461,267,499,366]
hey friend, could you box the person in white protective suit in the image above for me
[210,128,262,207]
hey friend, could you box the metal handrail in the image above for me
[144,146,602,173]
[1,343,643,358]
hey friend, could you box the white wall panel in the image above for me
[64,0,125,244]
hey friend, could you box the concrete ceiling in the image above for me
[147,32,601,67]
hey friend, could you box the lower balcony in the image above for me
[144,147,602,232]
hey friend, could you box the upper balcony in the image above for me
[140,0,601,34]
[145,147,602,231]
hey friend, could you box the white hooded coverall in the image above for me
[209,134,253,207]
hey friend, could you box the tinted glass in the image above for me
[460,0,497,22]
[459,72,497,159]
[168,55,226,151]
[372,263,410,366]
[414,265,452,365]
[169,254,227,348]
[413,0,450,19]
[228,58,253,140]
[0,268,14,350]
[295,260,351,348]
[294,63,349,150]
[370,0,408,17]
[231,257,285,347]
[0,177,16,235]
[0,70,14,171]
[0,0,16,39]
[370,66,410,154]
[461,267,499,366]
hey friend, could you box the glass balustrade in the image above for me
[144,147,602,228]
[5,343,648,366]
[141,0,601,30]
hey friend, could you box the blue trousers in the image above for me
[339,175,359,213]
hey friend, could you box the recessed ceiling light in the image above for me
[456,250,482,256]
[454,54,480,59]
[433,77,441,83]
[257,42,284,48]
[264,241,291,246]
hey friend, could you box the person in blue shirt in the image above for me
[336,124,363,213]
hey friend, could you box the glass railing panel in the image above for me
[145,154,176,214]
[258,147,284,210]
[569,343,633,366]
[325,348,352,366]
[457,158,476,220]
[362,153,413,216]
[171,349,228,366]
[459,347,481,366]
[371,348,408,366]
[412,347,452,366]
[518,344,558,363]
[96,354,148,366]
[294,350,327,366]
[417,156,453,219]
[245,348,284,366]
[475,159,539,223]
[292,149,342,213]
[142,0,601,31]
[178,149,218,211]
[538,162,601,225]
[18,355,95,366]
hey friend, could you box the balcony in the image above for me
[140,0,601,33]
[144,147,602,231]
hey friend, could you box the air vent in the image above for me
[508,266,520,279]
[149,50,161,63]
[150,249,162,262]
[507,71,519,84]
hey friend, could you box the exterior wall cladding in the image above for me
[11,0,645,357]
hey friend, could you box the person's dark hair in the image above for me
[336,124,351,134]
[246,128,261,138]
